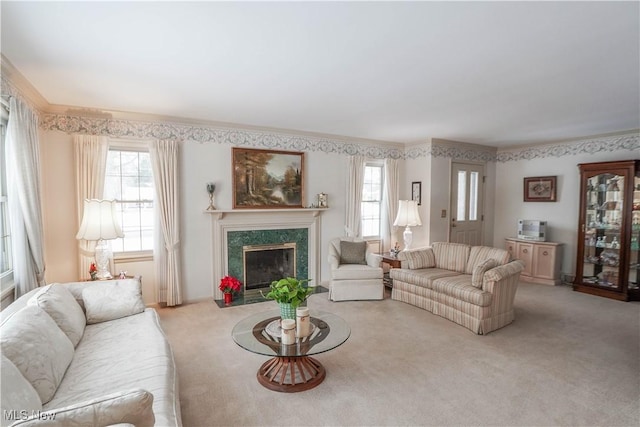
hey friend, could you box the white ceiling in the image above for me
[2,1,639,147]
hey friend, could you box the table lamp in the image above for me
[76,199,124,280]
[393,200,422,251]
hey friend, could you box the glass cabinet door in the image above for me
[582,172,624,289]
[629,174,640,291]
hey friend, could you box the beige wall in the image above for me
[39,130,156,304]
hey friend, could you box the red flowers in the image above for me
[219,276,242,294]
[89,263,98,280]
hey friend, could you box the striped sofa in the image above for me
[390,242,525,334]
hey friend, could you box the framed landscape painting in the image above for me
[232,147,305,209]
[524,176,557,202]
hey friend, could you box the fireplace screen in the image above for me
[243,243,296,296]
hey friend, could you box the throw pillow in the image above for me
[471,258,499,288]
[339,240,367,265]
[404,248,436,269]
[10,389,155,427]
[0,305,75,404]
[1,354,43,418]
[28,283,86,347]
[82,279,146,324]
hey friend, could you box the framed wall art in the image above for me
[412,181,422,205]
[524,176,557,202]
[232,147,305,209]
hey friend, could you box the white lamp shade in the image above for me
[76,199,124,241]
[393,200,422,227]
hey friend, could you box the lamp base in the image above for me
[402,226,413,251]
[94,239,113,280]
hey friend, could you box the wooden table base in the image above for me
[257,356,326,392]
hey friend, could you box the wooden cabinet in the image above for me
[574,160,640,301]
[505,238,563,285]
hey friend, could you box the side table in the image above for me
[379,254,402,288]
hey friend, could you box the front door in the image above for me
[450,162,484,245]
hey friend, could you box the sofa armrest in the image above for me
[11,389,154,427]
[482,260,525,314]
[366,252,381,268]
[328,252,340,270]
[483,260,525,285]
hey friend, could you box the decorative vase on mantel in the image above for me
[279,302,296,320]
[224,292,233,305]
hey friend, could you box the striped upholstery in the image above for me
[471,258,499,288]
[465,246,511,274]
[391,280,434,312]
[432,242,471,273]
[390,241,525,334]
[390,268,458,289]
[403,248,436,269]
[431,275,492,306]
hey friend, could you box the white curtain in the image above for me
[149,139,182,306]
[345,155,365,237]
[382,158,399,252]
[5,97,45,297]
[73,135,108,280]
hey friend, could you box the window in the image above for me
[361,163,384,238]
[103,149,154,253]
[0,115,12,281]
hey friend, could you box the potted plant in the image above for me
[219,276,242,305]
[262,277,313,320]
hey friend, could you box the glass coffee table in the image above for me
[232,309,350,392]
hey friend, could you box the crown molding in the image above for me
[0,55,48,112]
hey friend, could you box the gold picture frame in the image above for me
[232,147,304,209]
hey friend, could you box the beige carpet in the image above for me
[157,282,640,427]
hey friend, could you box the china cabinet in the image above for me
[573,160,640,301]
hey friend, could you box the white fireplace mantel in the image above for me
[204,207,327,220]
[207,208,328,299]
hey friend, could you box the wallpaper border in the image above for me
[496,133,639,162]
[38,112,640,162]
[39,113,405,160]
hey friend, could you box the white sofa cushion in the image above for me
[83,280,145,324]
[1,354,42,424]
[403,247,436,269]
[11,389,155,427]
[471,258,499,288]
[465,246,511,274]
[45,309,181,427]
[28,284,86,347]
[432,242,471,273]
[0,306,74,404]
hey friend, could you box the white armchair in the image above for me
[327,237,384,301]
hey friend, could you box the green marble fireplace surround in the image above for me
[227,228,309,288]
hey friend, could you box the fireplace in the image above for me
[207,209,326,300]
[243,243,296,296]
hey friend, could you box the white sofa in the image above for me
[0,278,182,427]
[327,237,384,301]
[390,242,525,334]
